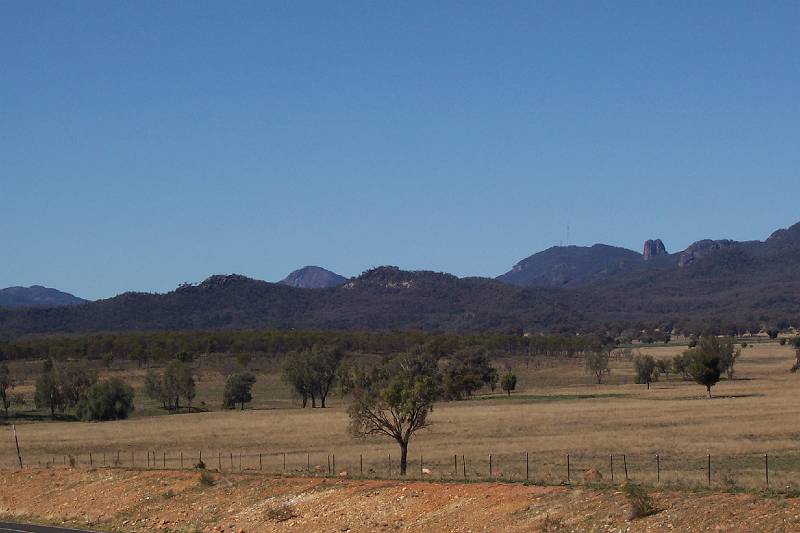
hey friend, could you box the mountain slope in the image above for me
[497,244,645,287]
[0,285,87,308]
[279,266,346,289]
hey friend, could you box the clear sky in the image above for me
[2,1,799,300]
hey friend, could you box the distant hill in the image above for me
[497,244,645,287]
[0,285,87,309]
[279,266,346,289]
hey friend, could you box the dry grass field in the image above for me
[3,341,799,489]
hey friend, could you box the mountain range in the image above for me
[3,221,800,337]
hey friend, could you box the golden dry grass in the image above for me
[3,342,799,488]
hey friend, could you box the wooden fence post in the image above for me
[765,453,769,488]
[454,454,457,476]
[116,450,120,466]
[623,454,628,481]
[420,455,423,476]
[163,452,166,468]
[656,454,660,483]
[307,453,310,472]
[328,454,331,474]
[259,453,263,471]
[12,425,22,469]
[566,454,570,484]
[360,454,363,475]
[707,454,711,487]
[89,453,93,467]
[180,451,183,468]
[283,453,286,473]
[199,450,202,466]
[489,454,493,477]
[332,454,335,475]
[388,453,391,477]
[230,452,233,469]
[610,455,614,482]
[462,455,466,479]
[131,451,134,467]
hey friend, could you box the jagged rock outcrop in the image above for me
[678,240,735,267]
[642,239,667,260]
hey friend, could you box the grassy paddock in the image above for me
[2,342,799,489]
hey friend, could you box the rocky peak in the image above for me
[280,266,346,289]
[642,239,667,260]
[677,240,735,267]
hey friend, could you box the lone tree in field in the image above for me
[633,354,658,389]
[687,351,721,398]
[585,347,610,384]
[76,378,135,421]
[344,353,441,476]
[0,363,13,417]
[501,371,517,396]
[222,372,257,410]
[34,359,65,416]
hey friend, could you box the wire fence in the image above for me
[4,446,800,491]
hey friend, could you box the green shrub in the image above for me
[623,482,658,519]
[76,378,135,421]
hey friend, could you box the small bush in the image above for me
[195,460,206,470]
[538,515,566,532]
[198,470,215,487]
[265,503,298,523]
[623,482,658,519]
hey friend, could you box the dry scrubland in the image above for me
[3,342,800,488]
[4,468,800,532]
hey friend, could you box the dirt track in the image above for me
[1,469,799,532]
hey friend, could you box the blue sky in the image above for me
[2,1,799,300]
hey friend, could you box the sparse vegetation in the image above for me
[76,378,135,421]
[633,354,658,389]
[585,348,610,384]
[222,372,257,410]
[501,371,517,396]
[623,482,658,519]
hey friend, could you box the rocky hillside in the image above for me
[0,285,86,308]
[279,266,346,289]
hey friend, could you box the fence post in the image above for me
[103,453,106,467]
[454,454,457,476]
[260,453,263,471]
[623,454,628,481]
[307,453,310,472]
[489,454,493,478]
[180,451,183,468]
[11,424,22,470]
[462,455,466,479]
[283,453,286,473]
[566,454,570,484]
[199,450,202,466]
[420,455,423,476]
[765,453,769,488]
[89,453,93,468]
[525,451,529,481]
[219,451,222,471]
[239,452,242,471]
[656,454,660,483]
[230,452,233,469]
[328,454,331,474]
[610,455,614,483]
[707,454,711,487]
[163,452,166,468]
[116,451,120,466]
[147,451,150,468]
[131,451,134,468]
[360,454,363,475]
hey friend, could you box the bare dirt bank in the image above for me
[1,469,799,532]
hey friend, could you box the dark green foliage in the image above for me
[76,378,135,421]
[282,346,343,408]
[0,362,12,416]
[442,352,496,400]
[223,372,256,409]
[501,371,517,395]
[672,352,690,380]
[345,353,442,475]
[780,338,787,346]
[633,354,658,389]
[686,341,723,397]
[35,359,64,416]
[767,328,780,339]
